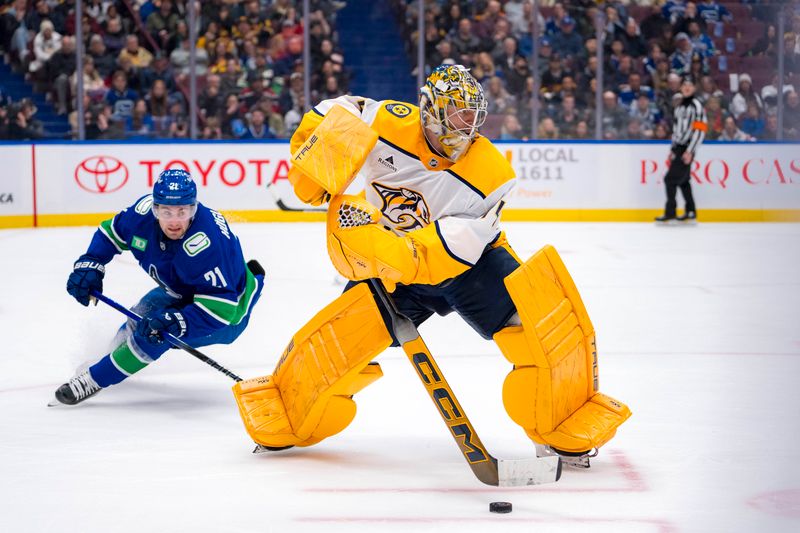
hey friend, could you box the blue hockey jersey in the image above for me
[84,195,261,338]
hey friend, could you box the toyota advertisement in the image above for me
[0,141,798,228]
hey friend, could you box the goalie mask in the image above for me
[419,64,487,162]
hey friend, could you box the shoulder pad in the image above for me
[448,137,515,198]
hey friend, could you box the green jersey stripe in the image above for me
[111,340,149,375]
[100,218,129,252]
[194,268,259,326]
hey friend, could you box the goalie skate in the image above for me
[535,443,598,469]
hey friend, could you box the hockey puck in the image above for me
[489,501,512,514]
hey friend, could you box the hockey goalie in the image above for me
[233,64,631,469]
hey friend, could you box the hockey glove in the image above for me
[66,255,106,306]
[136,308,188,344]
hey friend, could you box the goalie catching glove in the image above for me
[326,194,420,292]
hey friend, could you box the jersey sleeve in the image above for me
[85,195,153,263]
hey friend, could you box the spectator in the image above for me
[641,4,670,42]
[625,118,648,140]
[729,74,763,120]
[653,121,671,140]
[105,70,138,120]
[147,0,179,49]
[145,79,172,134]
[221,93,245,138]
[739,101,765,138]
[170,38,209,78]
[600,90,628,139]
[71,55,107,101]
[485,76,512,114]
[670,33,693,75]
[7,98,44,139]
[29,19,61,74]
[687,21,715,60]
[760,74,794,112]
[537,117,560,140]
[139,53,177,96]
[674,2,705,35]
[697,0,732,26]
[48,35,77,115]
[630,93,660,134]
[704,95,725,139]
[552,16,582,59]
[240,108,274,139]
[759,112,779,141]
[102,16,126,56]
[198,74,224,121]
[783,91,800,139]
[499,112,524,140]
[619,17,647,58]
[718,115,752,141]
[619,73,654,107]
[555,94,583,137]
[125,99,154,139]
[696,75,724,105]
[88,34,116,79]
[201,116,224,140]
[574,120,591,139]
[744,24,777,58]
[118,35,154,69]
[283,93,306,134]
[494,37,519,73]
[450,18,480,65]
[505,54,530,96]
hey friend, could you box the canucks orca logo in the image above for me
[372,182,430,232]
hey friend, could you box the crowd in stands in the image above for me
[0,0,350,140]
[2,1,799,142]
[394,0,800,141]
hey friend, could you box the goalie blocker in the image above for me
[233,244,630,459]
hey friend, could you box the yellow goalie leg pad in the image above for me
[494,245,631,454]
[232,283,392,448]
[288,104,379,206]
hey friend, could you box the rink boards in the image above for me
[0,140,797,228]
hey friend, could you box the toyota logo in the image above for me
[75,156,129,193]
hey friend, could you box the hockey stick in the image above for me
[267,182,327,212]
[90,290,243,382]
[368,278,562,487]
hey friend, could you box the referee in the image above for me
[655,76,707,223]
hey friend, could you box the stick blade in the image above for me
[497,456,562,486]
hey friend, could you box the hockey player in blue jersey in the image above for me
[53,169,264,405]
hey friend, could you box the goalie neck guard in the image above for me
[419,64,487,162]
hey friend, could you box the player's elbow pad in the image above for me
[326,195,419,291]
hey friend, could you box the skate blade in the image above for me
[47,397,64,407]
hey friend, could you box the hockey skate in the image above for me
[654,214,678,225]
[535,443,598,469]
[677,211,697,225]
[50,369,102,406]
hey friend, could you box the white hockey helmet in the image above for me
[419,64,487,162]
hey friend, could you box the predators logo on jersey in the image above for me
[372,182,430,232]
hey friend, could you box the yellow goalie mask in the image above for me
[419,64,488,162]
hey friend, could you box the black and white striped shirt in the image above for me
[671,96,707,155]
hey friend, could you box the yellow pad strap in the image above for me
[289,104,379,200]
[497,245,631,453]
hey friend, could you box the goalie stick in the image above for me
[90,290,243,382]
[368,278,562,487]
[267,182,326,212]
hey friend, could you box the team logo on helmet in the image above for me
[372,182,430,232]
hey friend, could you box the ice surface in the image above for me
[1,222,799,532]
